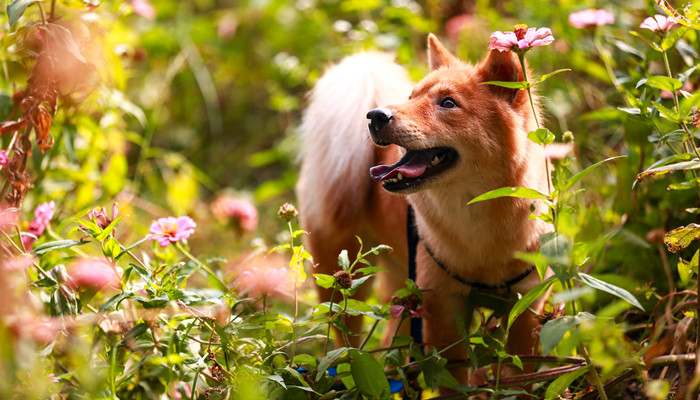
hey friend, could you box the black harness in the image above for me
[406,205,536,342]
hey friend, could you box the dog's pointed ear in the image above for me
[478,50,527,105]
[427,34,458,71]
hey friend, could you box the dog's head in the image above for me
[368,34,537,195]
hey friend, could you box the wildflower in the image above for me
[278,202,298,221]
[22,200,55,249]
[568,9,615,29]
[0,206,18,230]
[131,0,156,20]
[210,196,258,233]
[148,216,196,247]
[691,108,700,128]
[333,270,353,289]
[235,265,293,299]
[0,150,8,166]
[640,14,677,33]
[488,24,554,53]
[389,294,429,319]
[87,203,119,230]
[545,142,574,160]
[69,258,120,290]
[2,255,34,271]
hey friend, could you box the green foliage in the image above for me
[2,0,700,398]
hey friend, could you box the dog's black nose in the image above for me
[367,107,393,135]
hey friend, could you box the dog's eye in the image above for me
[440,98,458,108]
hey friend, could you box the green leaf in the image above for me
[482,80,531,89]
[50,287,79,316]
[540,232,573,266]
[661,26,690,51]
[103,238,121,259]
[637,159,700,183]
[7,0,40,27]
[578,273,645,310]
[652,101,682,122]
[563,156,625,192]
[316,347,348,381]
[540,312,595,355]
[645,76,684,92]
[313,274,335,290]
[677,250,698,285]
[348,274,373,295]
[467,186,549,205]
[537,69,571,83]
[507,276,556,330]
[99,291,134,312]
[422,355,448,389]
[95,215,125,241]
[665,224,700,253]
[348,349,391,399]
[544,365,591,400]
[527,128,555,146]
[33,239,88,256]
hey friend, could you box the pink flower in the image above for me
[640,14,677,33]
[389,304,429,319]
[2,255,35,271]
[69,258,120,290]
[488,24,554,53]
[235,266,293,299]
[569,9,615,29]
[131,0,156,20]
[0,206,18,230]
[21,200,55,249]
[210,197,258,233]
[545,143,574,160]
[148,216,196,247]
[0,150,8,166]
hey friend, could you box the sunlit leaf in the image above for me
[7,0,40,27]
[507,276,556,330]
[665,223,700,253]
[467,186,549,205]
[637,159,700,183]
[482,80,531,89]
[544,365,590,400]
[540,312,595,355]
[578,273,645,310]
[348,349,391,399]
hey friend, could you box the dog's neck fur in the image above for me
[408,136,549,287]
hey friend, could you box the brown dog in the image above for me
[297,34,550,385]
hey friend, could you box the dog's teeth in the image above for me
[431,156,440,166]
[397,173,403,180]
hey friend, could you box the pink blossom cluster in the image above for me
[131,0,156,20]
[235,265,293,299]
[0,150,8,166]
[210,196,258,233]
[22,200,55,249]
[148,216,196,247]
[568,9,615,29]
[488,25,554,53]
[69,258,120,291]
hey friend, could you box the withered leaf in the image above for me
[637,159,700,183]
[30,106,54,153]
[664,223,700,253]
[41,23,87,64]
[0,119,29,136]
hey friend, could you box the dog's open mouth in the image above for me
[369,147,458,192]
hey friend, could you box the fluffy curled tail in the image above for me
[296,52,413,229]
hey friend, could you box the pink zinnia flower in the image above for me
[640,14,677,33]
[210,197,258,233]
[569,9,615,29]
[131,0,156,20]
[69,258,120,290]
[148,216,196,247]
[21,200,55,249]
[235,266,293,299]
[389,304,429,319]
[0,150,8,166]
[488,24,554,53]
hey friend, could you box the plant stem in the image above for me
[518,52,552,195]
[175,242,227,291]
[579,345,609,400]
[359,319,380,350]
[288,221,299,366]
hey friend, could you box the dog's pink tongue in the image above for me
[369,152,429,183]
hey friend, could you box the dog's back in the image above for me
[297,53,413,230]
[297,52,414,345]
